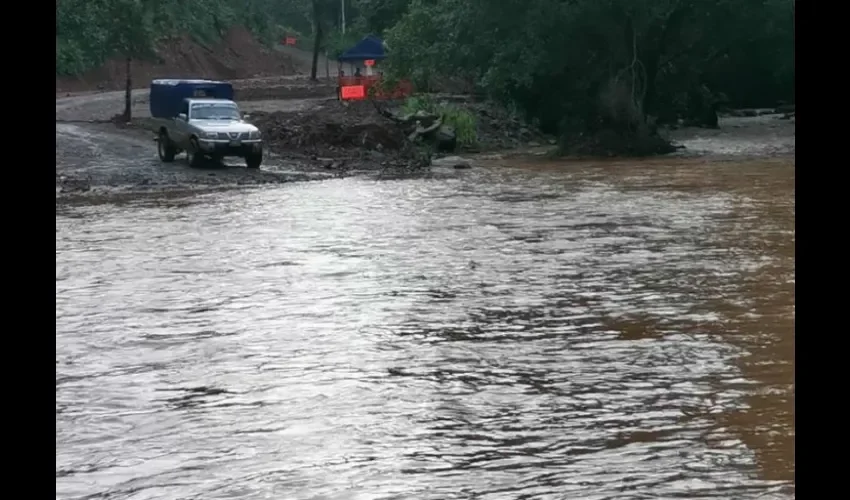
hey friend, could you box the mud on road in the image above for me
[56,82,464,201]
[56,80,349,201]
[56,121,331,195]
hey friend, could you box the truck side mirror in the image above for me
[177,113,187,121]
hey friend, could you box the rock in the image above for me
[548,139,557,145]
[436,125,457,152]
[528,141,541,147]
[368,150,387,161]
[432,156,472,169]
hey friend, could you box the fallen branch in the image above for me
[408,118,443,141]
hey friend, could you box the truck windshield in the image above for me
[191,104,240,120]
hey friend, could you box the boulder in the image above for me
[432,155,471,169]
[436,125,457,152]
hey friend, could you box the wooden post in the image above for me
[123,56,132,122]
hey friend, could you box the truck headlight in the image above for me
[200,131,218,139]
[249,130,262,140]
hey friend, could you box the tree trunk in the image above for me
[123,56,132,121]
[641,8,690,120]
[643,56,659,117]
[310,0,324,81]
[310,20,323,81]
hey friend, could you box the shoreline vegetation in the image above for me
[57,0,794,158]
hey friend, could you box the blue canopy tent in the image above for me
[338,35,387,62]
[337,35,387,76]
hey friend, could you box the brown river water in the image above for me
[56,157,794,500]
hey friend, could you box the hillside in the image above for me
[56,27,303,93]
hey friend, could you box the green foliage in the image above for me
[376,0,794,147]
[56,0,115,75]
[402,96,478,147]
[325,29,366,59]
[352,0,410,35]
[56,0,316,76]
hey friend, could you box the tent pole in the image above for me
[341,0,346,35]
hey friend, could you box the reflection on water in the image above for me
[56,158,794,499]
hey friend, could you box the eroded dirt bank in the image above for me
[56,28,308,93]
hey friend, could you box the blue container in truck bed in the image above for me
[149,79,234,118]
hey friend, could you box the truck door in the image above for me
[173,100,190,147]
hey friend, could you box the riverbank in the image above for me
[55,78,794,204]
[55,82,553,200]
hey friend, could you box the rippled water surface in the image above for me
[56,158,795,500]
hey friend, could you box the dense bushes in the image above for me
[401,96,478,147]
[362,0,795,152]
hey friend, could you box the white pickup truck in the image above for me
[155,98,264,169]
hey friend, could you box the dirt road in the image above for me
[56,83,339,200]
[56,76,335,122]
[275,45,340,77]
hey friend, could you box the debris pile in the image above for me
[251,100,431,171]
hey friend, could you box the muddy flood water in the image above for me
[56,157,794,500]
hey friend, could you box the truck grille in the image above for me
[216,132,250,140]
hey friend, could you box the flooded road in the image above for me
[56,158,794,500]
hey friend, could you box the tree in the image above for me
[381,0,794,154]
[311,0,324,80]
[352,0,410,34]
[104,0,154,121]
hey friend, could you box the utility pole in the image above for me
[341,0,346,35]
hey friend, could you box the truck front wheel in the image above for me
[186,137,204,168]
[246,150,263,169]
[157,131,177,163]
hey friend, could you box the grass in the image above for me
[401,95,478,147]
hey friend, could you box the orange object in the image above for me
[364,59,375,67]
[340,85,366,100]
[336,76,414,100]
[285,37,297,46]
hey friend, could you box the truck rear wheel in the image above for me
[157,131,176,162]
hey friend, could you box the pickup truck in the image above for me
[149,80,263,169]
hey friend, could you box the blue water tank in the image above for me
[149,79,235,118]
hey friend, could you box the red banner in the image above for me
[284,37,297,46]
[337,76,413,100]
[340,85,366,100]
